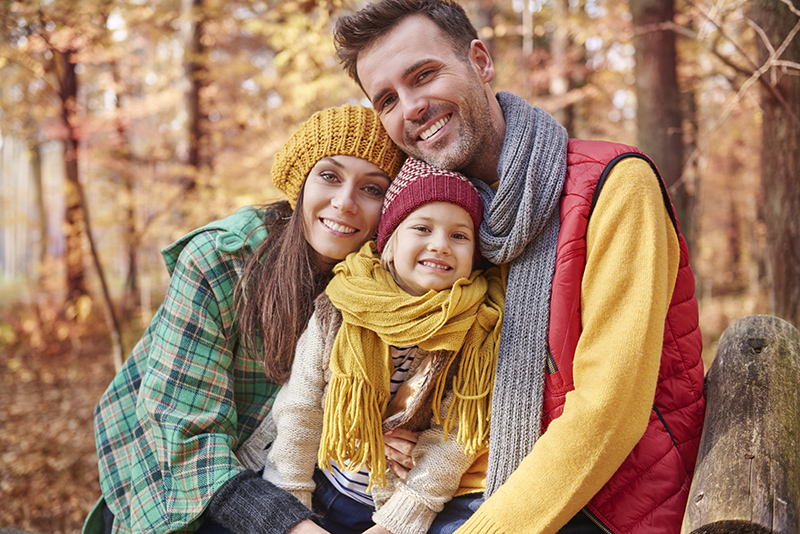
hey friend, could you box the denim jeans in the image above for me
[195,518,234,534]
[428,493,484,534]
[427,494,603,534]
[557,510,605,533]
[311,469,375,534]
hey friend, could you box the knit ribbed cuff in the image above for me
[372,488,438,534]
[453,507,503,534]
[205,469,315,534]
[288,489,313,510]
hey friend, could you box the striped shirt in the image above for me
[321,345,416,506]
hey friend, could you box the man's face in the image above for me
[356,15,501,178]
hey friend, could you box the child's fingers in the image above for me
[387,459,409,481]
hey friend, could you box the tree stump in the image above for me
[682,315,800,534]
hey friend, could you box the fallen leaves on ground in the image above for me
[1,305,117,534]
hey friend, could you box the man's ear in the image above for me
[469,40,495,84]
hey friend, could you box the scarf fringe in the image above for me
[434,270,504,454]
[319,374,388,490]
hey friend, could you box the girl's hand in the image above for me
[383,428,420,480]
[288,519,329,534]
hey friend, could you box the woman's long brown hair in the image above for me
[236,190,333,384]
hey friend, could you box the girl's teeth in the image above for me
[422,261,450,270]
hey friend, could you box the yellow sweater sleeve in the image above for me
[455,158,680,534]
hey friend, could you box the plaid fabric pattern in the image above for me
[94,208,281,534]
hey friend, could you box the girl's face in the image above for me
[302,155,391,268]
[384,202,476,296]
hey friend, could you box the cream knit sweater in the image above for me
[262,303,477,534]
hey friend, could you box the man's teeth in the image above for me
[421,261,450,270]
[323,219,357,234]
[420,117,448,140]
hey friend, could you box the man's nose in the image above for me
[402,91,427,122]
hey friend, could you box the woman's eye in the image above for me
[363,184,385,197]
[319,171,339,183]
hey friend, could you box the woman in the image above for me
[83,105,406,534]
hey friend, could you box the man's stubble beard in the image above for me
[403,81,499,174]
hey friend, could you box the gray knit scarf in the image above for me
[471,91,568,495]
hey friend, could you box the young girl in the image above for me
[261,157,504,534]
[83,105,405,534]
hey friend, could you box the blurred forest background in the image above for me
[0,0,798,532]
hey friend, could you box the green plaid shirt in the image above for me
[93,207,281,533]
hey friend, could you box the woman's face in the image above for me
[301,155,391,268]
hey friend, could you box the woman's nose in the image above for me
[331,188,358,213]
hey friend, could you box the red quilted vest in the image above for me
[544,139,705,533]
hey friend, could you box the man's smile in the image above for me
[419,115,450,141]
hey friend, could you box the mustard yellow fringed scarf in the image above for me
[320,242,504,490]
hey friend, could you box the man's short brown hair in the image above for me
[333,0,479,89]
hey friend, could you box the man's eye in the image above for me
[417,69,433,82]
[379,95,396,111]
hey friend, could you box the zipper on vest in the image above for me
[545,344,558,374]
[582,507,616,534]
[653,404,679,450]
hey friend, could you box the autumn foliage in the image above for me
[1,0,798,532]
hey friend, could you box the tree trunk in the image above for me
[111,60,141,321]
[28,142,50,284]
[549,0,573,134]
[682,315,800,533]
[750,2,800,330]
[631,0,694,250]
[681,89,700,268]
[53,48,123,369]
[184,0,209,192]
[53,49,88,302]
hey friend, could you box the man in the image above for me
[332,1,705,533]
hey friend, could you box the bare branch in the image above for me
[687,0,761,71]
[0,48,59,94]
[778,0,800,18]
[746,17,800,122]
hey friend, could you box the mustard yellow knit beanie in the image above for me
[272,104,406,208]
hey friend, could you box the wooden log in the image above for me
[682,315,800,534]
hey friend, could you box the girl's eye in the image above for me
[452,232,470,240]
[412,225,430,233]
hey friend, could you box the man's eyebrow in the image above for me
[370,58,438,104]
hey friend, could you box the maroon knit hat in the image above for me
[376,157,484,253]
